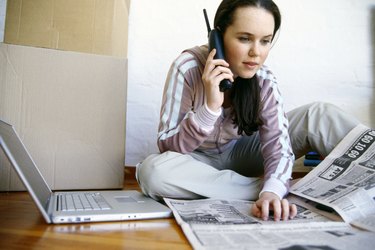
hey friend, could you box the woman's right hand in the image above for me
[202,49,234,112]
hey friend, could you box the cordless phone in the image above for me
[203,9,232,92]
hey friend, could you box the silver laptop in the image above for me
[0,119,171,224]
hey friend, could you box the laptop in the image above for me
[0,119,171,224]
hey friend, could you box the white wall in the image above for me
[126,0,375,166]
[0,0,6,42]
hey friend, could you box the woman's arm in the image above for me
[157,52,221,153]
[257,67,295,199]
[252,67,296,220]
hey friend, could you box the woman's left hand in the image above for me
[251,191,297,221]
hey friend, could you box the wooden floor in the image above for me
[0,168,191,250]
[0,166,311,249]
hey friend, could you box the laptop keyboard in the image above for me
[57,193,112,211]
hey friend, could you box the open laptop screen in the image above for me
[0,120,52,213]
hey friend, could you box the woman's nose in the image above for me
[249,42,260,57]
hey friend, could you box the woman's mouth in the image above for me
[243,61,259,69]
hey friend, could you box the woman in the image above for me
[136,0,360,221]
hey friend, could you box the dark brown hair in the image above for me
[214,0,281,135]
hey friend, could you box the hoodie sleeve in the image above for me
[157,52,221,153]
[257,67,295,199]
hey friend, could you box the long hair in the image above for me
[214,0,281,135]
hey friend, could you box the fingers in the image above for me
[251,202,261,218]
[203,49,233,84]
[211,66,233,82]
[207,49,228,67]
[281,199,290,221]
[261,200,270,221]
[207,48,216,60]
[251,201,269,221]
[290,203,297,219]
[272,199,297,221]
[202,50,234,112]
[272,199,282,221]
[251,200,270,221]
[252,198,297,221]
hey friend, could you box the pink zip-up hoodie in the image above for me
[157,45,295,199]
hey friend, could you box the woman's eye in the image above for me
[261,40,271,45]
[239,37,250,42]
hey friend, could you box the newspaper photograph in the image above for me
[290,124,375,231]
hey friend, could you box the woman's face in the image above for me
[223,6,275,79]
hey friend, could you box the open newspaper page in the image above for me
[185,222,374,250]
[165,198,374,250]
[290,124,375,231]
[164,198,337,226]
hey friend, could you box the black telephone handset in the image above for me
[203,9,232,92]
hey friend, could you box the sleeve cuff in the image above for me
[193,103,222,132]
[259,178,288,199]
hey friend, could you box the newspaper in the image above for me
[164,197,338,226]
[165,198,374,250]
[290,124,375,231]
[164,124,375,249]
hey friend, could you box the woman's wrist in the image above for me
[193,103,222,132]
[206,102,222,113]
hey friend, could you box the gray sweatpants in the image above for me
[136,102,360,201]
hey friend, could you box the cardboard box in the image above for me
[0,43,127,190]
[0,0,128,191]
[4,0,129,57]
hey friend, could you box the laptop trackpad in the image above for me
[115,196,138,203]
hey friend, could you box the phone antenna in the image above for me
[203,9,211,36]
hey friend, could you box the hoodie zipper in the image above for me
[215,115,224,154]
